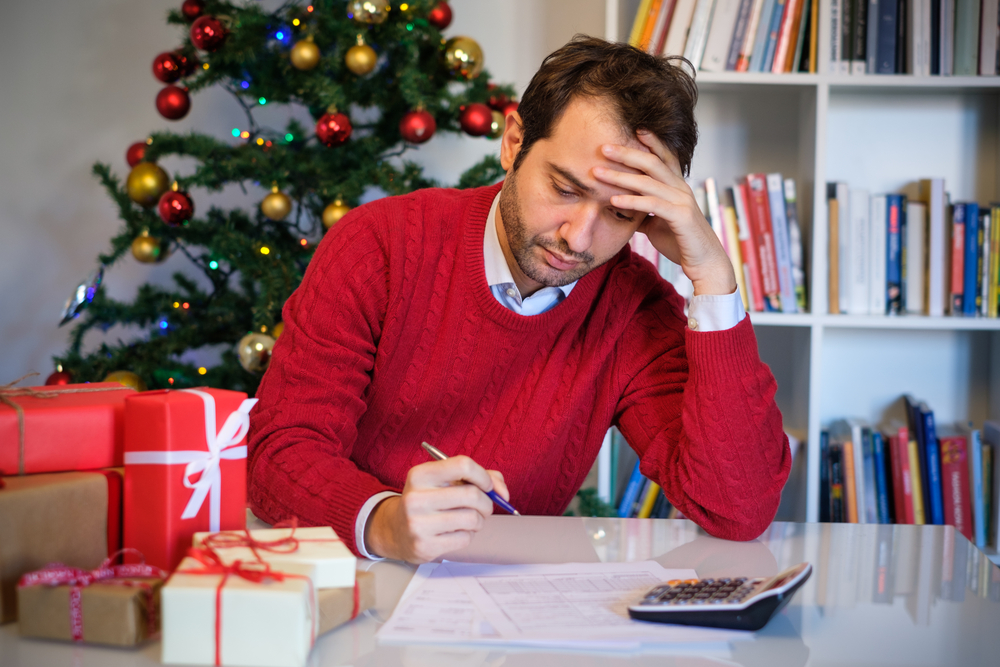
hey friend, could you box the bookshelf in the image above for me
[605,0,1000,542]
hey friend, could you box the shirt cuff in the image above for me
[687,287,746,332]
[354,490,401,560]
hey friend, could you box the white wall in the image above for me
[0,0,604,387]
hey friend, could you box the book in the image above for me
[808,0,819,71]
[836,182,851,312]
[905,201,927,313]
[950,202,966,314]
[704,178,727,247]
[844,0,856,73]
[767,173,798,312]
[940,0,955,74]
[965,425,987,548]
[784,179,808,311]
[831,0,844,73]
[726,0,758,69]
[929,0,940,74]
[886,194,904,314]
[989,207,1000,318]
[637,481,661,518]
[904,395,931,517]
[820,429,831,522]
[833,423,860,522]
[736,0,768,69]
[876,0,899,73]
[851,0,869,72]
[829,440,846,522]
[909,435,927,524]
[907,0,932,76]
[639,0,667,51]
[979,208,991,315]
[663,0,699,56]
[919,178,947,316]
[647,0,679,55]
[702,0,742,70]
[984,421,1000,548]
[861,426,879,523]
[734,182,765,311]
[791,0,812,70]
[629,0,656,46]
[617,459,645,518]
[746,174,782,311]
[890,424,916,523]
[750,0,779,71]
[721,188,749,310]
[846,188,870,315]
[683,0,718,67]
[980,0,999,74]
[828,185,841,313]
[630,476,652,517]
[896,0,908,72]
[962,202,980,316]
[953,0,980,75]
[938,432,973,541]
[773,0,803,72]
[869,194,888,315]
[866,0,880,72]
[873,430,891,523]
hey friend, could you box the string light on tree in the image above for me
[348,0,389,24]
[427,1,453,29]
[345,35,377,75]
[322,199,351,229]
[459,103,493,136]
[399,108,436,144]
[261,185,292,221]
[126,162,170,207]
[190,15,228,51]
[156,85,191,120]
[443,36,483,79]
[236,332,276,373]
[290,36,321,70]
[316,109,352,147]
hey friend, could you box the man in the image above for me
[247,36,790,563]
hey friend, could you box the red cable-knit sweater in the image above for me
[247,183,790,555]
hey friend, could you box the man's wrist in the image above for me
[365,495,400,560]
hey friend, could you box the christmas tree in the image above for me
[51,0,514,395]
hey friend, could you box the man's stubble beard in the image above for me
[498,168,597,288]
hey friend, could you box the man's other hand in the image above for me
[365,455,510,563]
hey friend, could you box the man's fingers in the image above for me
[403,483,495,517]
[637,130,684,179]
[407,455,495,493]
[487,470,510,501]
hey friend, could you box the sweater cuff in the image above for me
[354,491,401,560]
[683,315,761,383]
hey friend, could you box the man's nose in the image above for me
[559,204,599,255]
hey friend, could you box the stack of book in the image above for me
[827,179,1000,317]
[627,0,1000,76]
[819,399,1000,551]
[605,428,680,518]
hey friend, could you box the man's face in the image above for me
[497,96,648,293]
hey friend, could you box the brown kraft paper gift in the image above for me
[318,570,375,636]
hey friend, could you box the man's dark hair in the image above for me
[512,35,698,176]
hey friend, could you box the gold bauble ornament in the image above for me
[131,230,167,263]
[236,332,276,373]
[323,200,352,229]
[345,40,377,76]
[290,38,321,70]
[261,186,292,221]
[126,162,170,207]
[443,36,484,80]
[104,370,148,392]
[348,0,389,24]
[487,110,505,139]
[272,322,285,339]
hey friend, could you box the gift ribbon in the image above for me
[17,549,167,643]
[1,372,133,475]
[176,547,317,667]
[200,519,345,564]
[123,389,257,531]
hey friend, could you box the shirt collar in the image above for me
[483,191,576,297]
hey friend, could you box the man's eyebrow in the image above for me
[547,163,597,196]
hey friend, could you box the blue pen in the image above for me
[420,441,520,516]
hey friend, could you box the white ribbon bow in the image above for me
[124,389,258,532]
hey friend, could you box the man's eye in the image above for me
[553,185,574,197]
[613,210,633,221]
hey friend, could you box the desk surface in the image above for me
[3,517,999,667]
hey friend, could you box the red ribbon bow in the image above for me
[18,549,166,643]
[175,547,317,666]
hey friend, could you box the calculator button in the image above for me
[683,579,700,585]
[666,580,682,586]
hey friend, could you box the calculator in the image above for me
[628,561,812,631]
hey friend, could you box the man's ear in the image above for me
[499,111,524,172]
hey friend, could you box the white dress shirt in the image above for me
[354,192,746,559]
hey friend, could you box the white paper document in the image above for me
[377,560,751,649]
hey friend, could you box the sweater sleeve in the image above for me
[613,282,790,541]
[246,209,398,556]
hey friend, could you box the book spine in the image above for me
[828,185,841,313]
[940,436,973,541]
[896,0,908,72]
[747,174,781,310]
[905,202,926,313]
[843,0,855,73]
[941,0,955,75]
[767,173,798,312]
[735,182,766,311]
[870,195,889,315]
[727,0,757,69]
[704,177,727,246]
[637,481,662,518]
[617,460,645,518]
[683,0,718,67]
[930,0,941,73]
[848,189,871,315]
[874,431,891,523]
[751,0,779,71]
[703,0,743,70]
[898,427,916,523]
[837,182,851,313]
[831,0,844,72]
[820,429,832,522]
[830,442,846,522]
[773,0,801,71]
[649,0,678,54]
[852,0,869,72]
[980,0,999,74]
[970,428,986,547]
[663,0,699,55]
[890,433,906,523]
[990,207,1000,318]
[630,0,657,46]
[844,439,859,522]
[784,179,808,311]
[876,0,899,72]
[866,0,880,71]
[922,408,945,525]
[953,0,980,75]
[737,0,768,69]
[722,188,750,310]
[951,203,966,314]
[962,202,980,316]
[809,0,819,71]
[925,178,947,316]
[639,0,666,51]
[909,436,926,524]
[980,209,990,315]
[863,428,879,523]
[789,0,811,69]
[886,194,903,314]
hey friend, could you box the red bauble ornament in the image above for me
[399,109,437,144]
[45,371,72,386]
[500,101,519,118]
[181,0,204,21]
[152,52,183,83]
[190,15,227,51]
[487,85,510,111]
[427,2,452,30]
[175,51,198,76]
[158,190,194,226]
[156,85,191,120]
[126,142,147,167]
[459,103,493,136]
[316,112,353,147]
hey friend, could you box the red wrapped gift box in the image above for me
[123,388,257,572]
[0,383,135,476]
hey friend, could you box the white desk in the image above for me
[2,517,999,666]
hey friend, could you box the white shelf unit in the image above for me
[605,0,1000,527]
